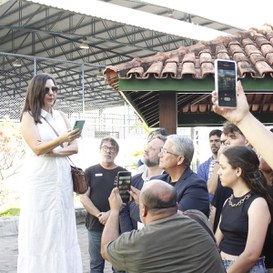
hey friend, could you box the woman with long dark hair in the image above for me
[18,73,83,273]
[216,145,273,273]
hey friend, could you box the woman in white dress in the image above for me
[18,73,83,273]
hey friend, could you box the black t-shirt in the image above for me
[85,164,127,231]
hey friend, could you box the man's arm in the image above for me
[101,187,123,260]
[207,162,220,195]
[209,205,216,231]
[80,187,101,218]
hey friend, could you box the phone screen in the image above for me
[215,59,237,108]
[73,120,85,131]
[117,171,131,203]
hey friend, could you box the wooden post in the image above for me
[159,91,177,134]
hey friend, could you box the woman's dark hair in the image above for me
[223,146,273,222]
[20,73,57,123]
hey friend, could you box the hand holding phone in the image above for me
[214,59,237,108]
[73,120,85,131]
[116,171,131,203]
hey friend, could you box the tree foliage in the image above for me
[0,116,25,181]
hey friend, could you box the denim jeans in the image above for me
[223,257,266,273]
[88,230,124,273]
[88,230,104,273]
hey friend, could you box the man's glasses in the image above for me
[45,86,58,93]
[160,147,179,157]
[101,145,116,152]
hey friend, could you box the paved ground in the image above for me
[0,223,112,273]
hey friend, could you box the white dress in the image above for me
[17,109,83,273]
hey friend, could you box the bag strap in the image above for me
[41,116,64,147]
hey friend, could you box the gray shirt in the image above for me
[107,212,225,273]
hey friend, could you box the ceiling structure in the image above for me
[0,0,246,122]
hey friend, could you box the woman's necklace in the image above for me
[228,192,251,207]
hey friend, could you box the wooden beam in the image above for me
[159,91,177,133]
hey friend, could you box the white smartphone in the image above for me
[73,120,85,131]
[214,59,237,108]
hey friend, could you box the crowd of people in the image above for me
[18,73,273,273]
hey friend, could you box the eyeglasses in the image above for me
[101,145,116,152]
[160,147,179,156]
[45,86,58,93]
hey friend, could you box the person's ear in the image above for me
[141,204,148,217]
[177,155,185,166]
[236,167,242,177]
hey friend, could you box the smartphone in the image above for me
[117,171,131,203]
[214,59,237,108]
[73,120,85,131]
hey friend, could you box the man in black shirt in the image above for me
[80,137,127,273]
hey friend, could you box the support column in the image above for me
[159,91,177,134]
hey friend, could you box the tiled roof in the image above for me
[104,25,273,127]
[104,24,273,91]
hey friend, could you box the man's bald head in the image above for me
[140,179,177,211]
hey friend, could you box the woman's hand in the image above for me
[59,128,82,144]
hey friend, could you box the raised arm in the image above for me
[212,81,273,169]
[101,187,123,260]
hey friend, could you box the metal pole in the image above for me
[81,63,85,116]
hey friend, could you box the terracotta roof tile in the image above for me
[162,61,177,78]
[104,24,273,91]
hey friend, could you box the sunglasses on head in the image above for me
[45,86,58,93]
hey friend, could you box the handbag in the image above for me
[70,165,88,194]
[42,116,88,194]
[68,158,88,194]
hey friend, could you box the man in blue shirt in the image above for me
[197,129,221,203]
[197,129,222,184]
